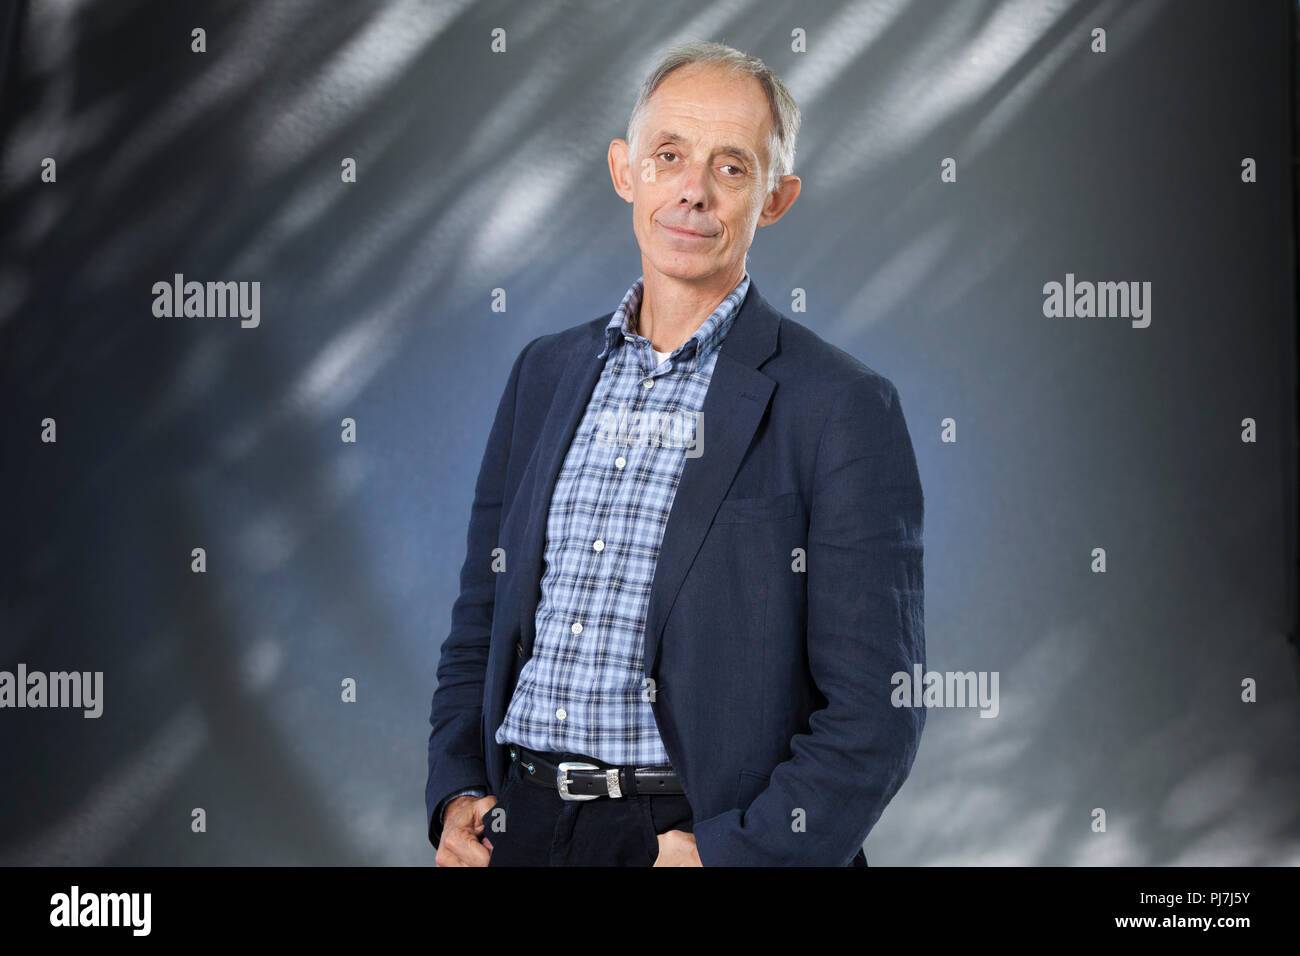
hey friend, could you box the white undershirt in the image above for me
[652,347,672,367]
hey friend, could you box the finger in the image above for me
[458,836,491,867]
[473,798,499,827]
[445,830,492,867]
[447,827,492,866]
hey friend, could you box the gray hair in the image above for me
[626,41,801,195]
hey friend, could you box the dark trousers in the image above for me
[486,748,694,866]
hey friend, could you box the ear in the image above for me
[608,139,634,203]
[757,174,801,227]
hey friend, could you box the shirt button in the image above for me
[556,708,567,721]
[571,621,583,635]
[592,539,604,552]
[615,456,626,469]
[643,379,654,389]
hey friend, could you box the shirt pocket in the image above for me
[712,491,799,524]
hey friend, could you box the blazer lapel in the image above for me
[642,281,779,676]
[515,322,607,656]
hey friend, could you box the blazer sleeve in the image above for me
[425,338,536,848]
[692,374,927,865]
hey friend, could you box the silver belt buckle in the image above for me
[556,761,601,801]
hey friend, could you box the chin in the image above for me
[651,253,716,281]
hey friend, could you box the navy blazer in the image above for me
[426,278,926,866]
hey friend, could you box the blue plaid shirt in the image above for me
[493,270,750,767]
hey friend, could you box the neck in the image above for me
[637,261,745,353]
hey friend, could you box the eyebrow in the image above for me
[649,130,757,166]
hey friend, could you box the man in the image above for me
[426,40,925,866]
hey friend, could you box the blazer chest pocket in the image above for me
[712,492,798,525]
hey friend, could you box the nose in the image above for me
[678,159,709,208]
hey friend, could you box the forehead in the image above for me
[641,64,771,155]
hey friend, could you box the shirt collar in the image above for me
[598,271,751,369]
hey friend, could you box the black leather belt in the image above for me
[509,745,683,800]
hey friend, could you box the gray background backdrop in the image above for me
[1,0,1296,865]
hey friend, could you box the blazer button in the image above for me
[515,641,524,659]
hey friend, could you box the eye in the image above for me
[721,164,744,176]
[657,151,677,162]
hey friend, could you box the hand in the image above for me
[653,829,702,866]
[434,794,499,867]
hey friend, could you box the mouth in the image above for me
[658,221,717,240]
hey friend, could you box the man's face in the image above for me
[610,63,797,286]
